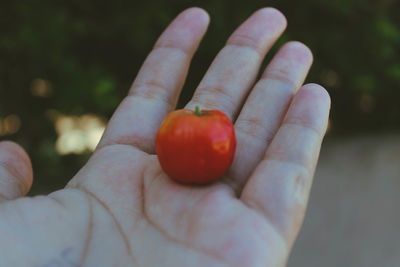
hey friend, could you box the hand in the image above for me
[0,7,330,267]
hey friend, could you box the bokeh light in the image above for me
[0,114,21,136]
[54,114,105,155]
[30,78,53,97]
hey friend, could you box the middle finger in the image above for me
[186,8,287,119]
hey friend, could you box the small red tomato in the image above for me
[155,106,236,184]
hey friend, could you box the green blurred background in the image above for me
[0,0,399,194]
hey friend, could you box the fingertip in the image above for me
[287,84,331,136]
[301,83,331,107]
[256,7,288,29]
[177,7,210,31]
[156,7,210,54]
[227,7,287,55]
[0,141,31,166]
[282,41,313,65]
[184,7,210,24]
[0,141,33,196]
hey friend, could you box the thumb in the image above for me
[0,141,33,201]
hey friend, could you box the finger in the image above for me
[0,141,33,201]
[97,8,210,153]
[186,8,287,119]
[241,84,330,248]
[225,42,313,193]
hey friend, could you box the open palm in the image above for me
[0,8,330,267]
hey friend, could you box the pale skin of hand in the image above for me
[0,7,330,267]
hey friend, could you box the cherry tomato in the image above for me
[155,106,236,184]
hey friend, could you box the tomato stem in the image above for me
[194,105,202,116]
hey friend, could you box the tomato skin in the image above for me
[155,108,236,184]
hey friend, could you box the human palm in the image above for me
[0,8,330,267]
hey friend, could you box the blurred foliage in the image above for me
[0,0,399,194]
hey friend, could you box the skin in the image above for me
[0,7,330,267]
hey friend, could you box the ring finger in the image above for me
[226,41,314,193]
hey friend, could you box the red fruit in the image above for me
[155,106,236,184]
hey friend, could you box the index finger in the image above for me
[97,8,210,154]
